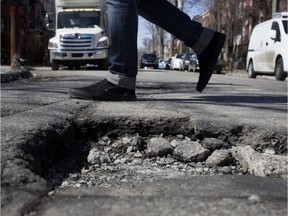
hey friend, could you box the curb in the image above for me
[0,67,33,83]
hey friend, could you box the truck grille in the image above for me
[60,34,93,50]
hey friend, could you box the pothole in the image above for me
[42,114,287,189]
[45,133,248,189]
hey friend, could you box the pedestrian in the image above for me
[69,0,226,101]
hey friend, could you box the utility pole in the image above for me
[157,26,164,58]
[169,0,177,57]
[10,6,17,69]
[177,0,183,54]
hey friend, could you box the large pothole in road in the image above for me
[40,106,287,188]
[45,131,286,189]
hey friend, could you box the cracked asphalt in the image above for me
[1,66,287,216]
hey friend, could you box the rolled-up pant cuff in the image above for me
[106,71,136,90]
[191,27,214,55]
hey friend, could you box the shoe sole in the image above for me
[197,33,226,92]
[69,91,137,101]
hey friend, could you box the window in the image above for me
[58,11,101,29]
[282,21,287,34]
[271,21,281,41]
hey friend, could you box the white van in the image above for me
[246,12,288,81]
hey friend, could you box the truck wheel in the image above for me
[100,59,109,70]
[51,60,59,70]
[275,58,286,81]
[248,61,256,78]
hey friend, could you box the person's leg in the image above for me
[106,0,138,90]
[137,0,226,92]
[69,0,138,101]
[137,0,207,52]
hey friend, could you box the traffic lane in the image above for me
[1,68,286,120]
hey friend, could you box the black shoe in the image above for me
[197,32,226,92]
[68,79,136,101]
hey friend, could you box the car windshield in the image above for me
[176,54,183,58]
[282,21,287,34]
[142,54,157,60]
[184,54,192,60]
[58,11,101,28]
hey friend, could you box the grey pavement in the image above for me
[1,66,287,216]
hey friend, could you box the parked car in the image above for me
[214,58,222,74]
[246,12,287,81]
[140,53,158,69]
[181,53,193,71]
[171,54,183,70]
[188,54,222,73]
[165,58,172,69]
[158,58,167,69]
[188,54,199,72]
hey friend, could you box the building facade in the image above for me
[1,0,55,65]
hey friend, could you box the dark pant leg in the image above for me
[107,0,138,78]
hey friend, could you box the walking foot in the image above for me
[197,32,226,92]
[68,79,136,101]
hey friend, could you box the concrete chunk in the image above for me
[231,146,287,178]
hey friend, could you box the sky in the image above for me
[137,4,204,49]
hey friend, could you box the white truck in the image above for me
[48,0,109,70]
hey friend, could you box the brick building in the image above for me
[1,0,55,65]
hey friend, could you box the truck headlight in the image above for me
[97,37,109,48]
[48,42,58,49]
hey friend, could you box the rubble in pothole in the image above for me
[45,134,247,188]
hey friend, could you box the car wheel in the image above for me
[192,63,196,72]
[51,60,59,70]
[275,58,286,81]
[248,61,256,78]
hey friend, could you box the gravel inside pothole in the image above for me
[45,134,246,189]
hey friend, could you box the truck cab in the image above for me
[48,0,109,70]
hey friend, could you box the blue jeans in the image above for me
[106,0,214,89]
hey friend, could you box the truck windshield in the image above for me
[58,11,101,28]
[283,21,287,34]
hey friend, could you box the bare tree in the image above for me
[143,0,213,57]
[145,21,158,53]
[142,37,150,53]
[254,0,272,20]
[145,20,167,57]
[156,26,165,58]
